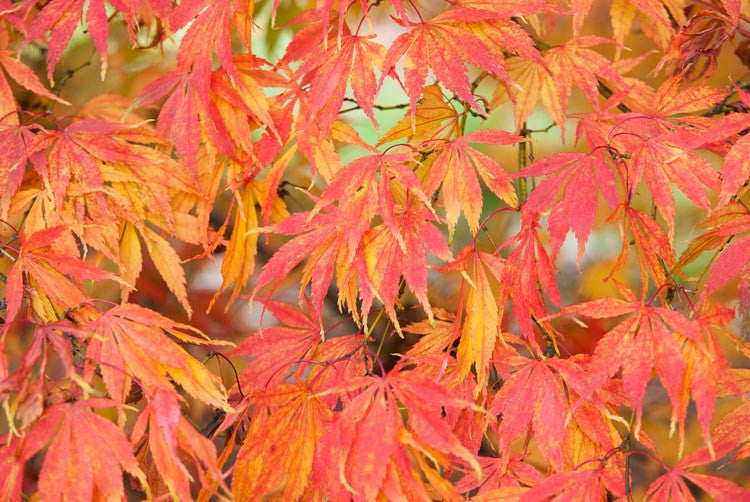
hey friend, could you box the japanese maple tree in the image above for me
[1,0,750,500]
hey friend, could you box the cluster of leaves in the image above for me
[1,0,749,500]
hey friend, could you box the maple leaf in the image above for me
[209,55,279,164]
[25,119,195,226]
[292,0,411,42]
[713,398,750,463]
[582,70,725,147]
[23,0,125,82]
[84,303,231,411]
[211,182,259,307]
[550,37,625,105]
[231,297,327,392]
[379,9,515,124]
[671,304,741,457]
[645,443,750,501]
[3,225,122,323]
[0,26,69,125]
[426,130,520,234]
[403,307,458,358]
[611,205,676,291]
[596,78,725,235]
[520,465,624,501]
[138,72,213,179]
[131,388,228,500]
[18,399,148,500]
[252,201,369,323]
[377,84,460,146]
[499,211,562,344]
[676,86,750,207]
[609,0,677,52]
[302,336,370,407]
[704,230,750,312]
[563,386,627,476]
[295,30,387,127]
[313,369,481,500]
[627,139,719,237]
[0,121,38,217]
[492,56,561,133]
[0,317,92,431]
[455,454,542,497]
[169,0,253,81]
[559,291,709,441]
[313,151,431,243]
[232,382,333,500]
[669,204,750,310]
[138,225,193,316]
[455,0,555,16]
[0,434,25,501]
[642,72,728,119]
[255,151,436,321]
[656,0,742,78]
[358,202,452,332]
[15,119,201,310]
[138,64,278,179]
[0,322,49,430]
[709,127,750,207]
[253,147,294,226]
[445,8,545,67]
[518,151,618,260]
[298,114,374,181]
[437,245,506,392]
[490,356,590,472]
[496,37,625,135]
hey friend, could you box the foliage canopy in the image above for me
[1,0,750,500]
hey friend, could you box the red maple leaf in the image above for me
[84,303,231,410]
[358,202,452,332]
[312,369,481,500]
[558,291,710,441]
[18,399,148,500]
[490,356,593,472]
[379,9,515,124]
[3,225,121,323]
[232,382,333,500]
[517,151,618,260]
[0,26,69,125]
[252,201,369,323]
[25,0,115,82]
[499,212,562,345]
[645,443,750,501]
[231,297,363,392]
[295,30,386,127]
[131,388,228,500]
[427,130,520,234]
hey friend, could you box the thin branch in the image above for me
[597,81,632,113]
[702,81,750,117]
[340,97,410,114]
[53,48,97,93]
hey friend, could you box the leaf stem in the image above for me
[517,122,529,201]
[407,0,424,23]
[472,207,514,249]
[374,320,390,360]
[471,71,489,93]
[624,409,636,501]
[207,350,244,398]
